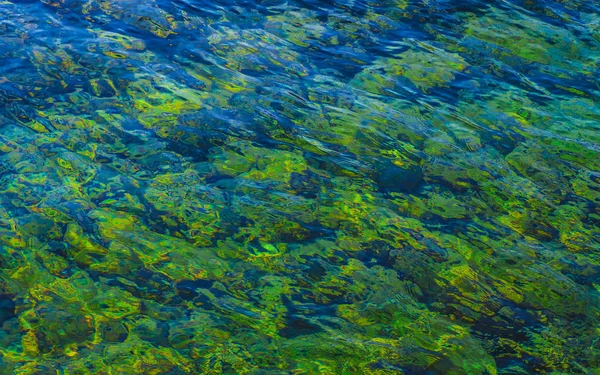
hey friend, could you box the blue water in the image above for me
[0,0,599,373]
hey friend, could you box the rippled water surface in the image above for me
[0,0,599,373]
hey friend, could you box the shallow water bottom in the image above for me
[0,0,599,374]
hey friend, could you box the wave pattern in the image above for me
[0,0,599,373]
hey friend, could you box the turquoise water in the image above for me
[0,0,599,373]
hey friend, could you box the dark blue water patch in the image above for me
[498,0,600,30]
[373,162,424,193]
[471,319,556,374]
[0,57,37,79]
[163,134,217,162]
[352,240,398,268]
[0,295,16,326]
[470,304,539,342]
[558,255,600,286]
[424,73,478,106]
[173,43,217,67]
[527,68,600,101]
[279,315,322,338]
[171,0,226,17]
[305,45,374,79]
[175,279,228,307]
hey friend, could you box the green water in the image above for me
[0,0,599,373]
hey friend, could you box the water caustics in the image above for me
[0,0,599,373]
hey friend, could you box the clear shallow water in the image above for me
[0,0,599,373]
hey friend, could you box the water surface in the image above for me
[0,0,599,373]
